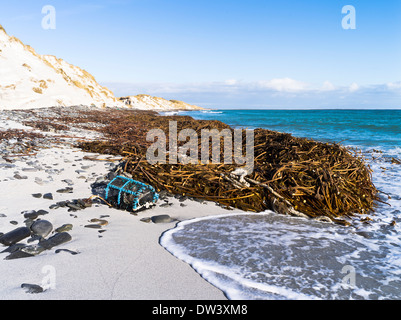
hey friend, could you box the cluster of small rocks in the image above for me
[0,214,73,260]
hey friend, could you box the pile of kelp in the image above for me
[79,109,379,224]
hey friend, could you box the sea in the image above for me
[159,109,401,300]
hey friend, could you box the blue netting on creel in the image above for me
[105,176,159,211]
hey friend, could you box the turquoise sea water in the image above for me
[179,109,401,150]
[160,109,401,300]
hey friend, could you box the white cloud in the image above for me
[224,79,238,86]
[103,79,401,109]
[258,78,310,92]
[349,82,360,92]
[321,81,336,91]
[387,81,401,90]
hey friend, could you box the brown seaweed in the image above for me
[75,109,379,222]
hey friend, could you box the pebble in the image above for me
[39,232,72,250]
[5,251,34,260]
[159,202,173,208]
[10,221,18,225]
[62,179,74,186]
[66,203,82,211]
[89,218,108,226]
[57,187,73,194]
[14,174,28,180]
[55,248,79,255]
[32,193,43,198]
[43,193,54,200]
[0,213,7,218]
[30,220,53,238]
[84,224,102,229]
[151,215,174,224]
[0,227,31,246]
[22,167,37,172]
[23,210,38,219]
[1,243,26,253]
[56,201,67,207]
[55,224,73,233]
[36,209,49,216]
[21,283,44,294]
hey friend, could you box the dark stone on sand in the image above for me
[66,203,82,211]
[30,220,53,238]
[5,251,34,260]
[62,179,74,186]
[14,174,28,180]
[0,227,31,246]
[36,209,49,216]
[55,224,73,233]
[77,198,92,208]
[21,283,44,294]
[84,224,102,229]
[10,221,18,225]
[57,187,73,194]
[43,193,53,200]
[159,202,173,208]
[56,201,67,207]
[1,243,26,254]
[23,210,38,219]
[151,215,173,224]
[0,213,6,218]
[39,232,72,250]
[55,248,79,255]
[32,193,42,199]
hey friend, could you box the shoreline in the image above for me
[0,107,229,300]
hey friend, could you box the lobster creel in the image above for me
[105,176,159,212]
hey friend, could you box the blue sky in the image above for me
[1,0,400,108]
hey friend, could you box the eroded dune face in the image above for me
[0,24,123,110]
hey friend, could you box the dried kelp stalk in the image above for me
[78,110,379,221]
